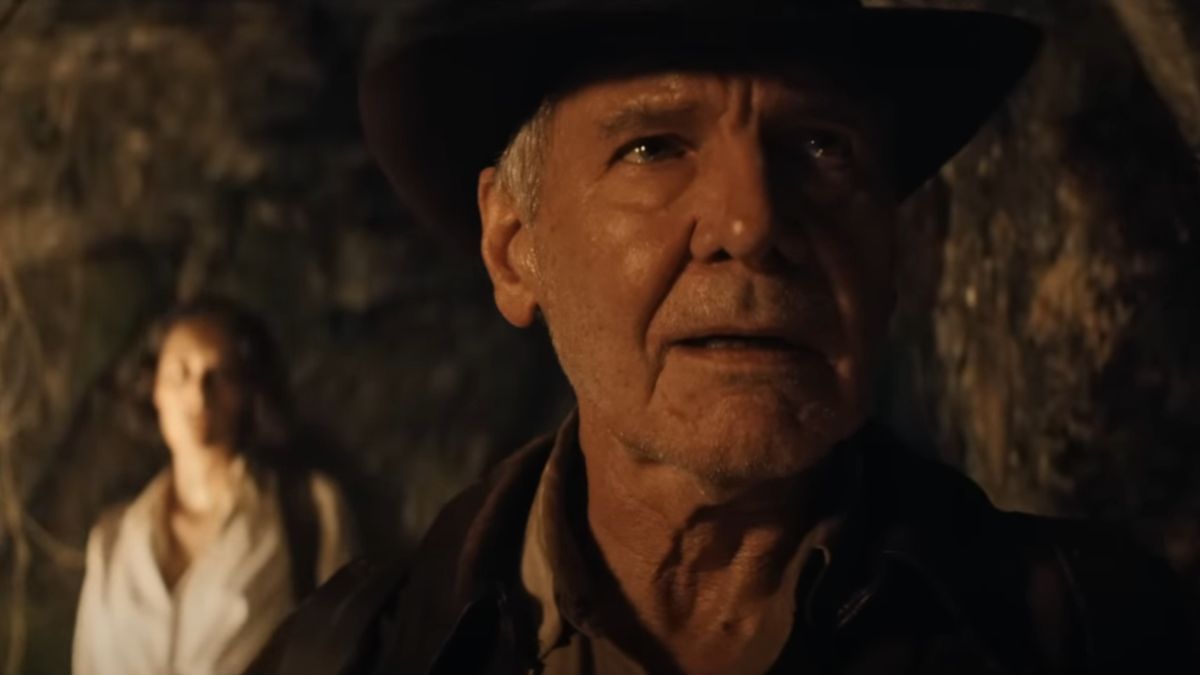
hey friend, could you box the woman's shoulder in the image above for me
[85,472,170,560]
[84,501,134,567]
[306,470,344,505]
[265,466,351,526]
[92,501,131,534]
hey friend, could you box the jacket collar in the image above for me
[521,412,859,659]
[400,414,1017,674]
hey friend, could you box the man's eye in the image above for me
[614,135,688,165]
[799,129,853,163]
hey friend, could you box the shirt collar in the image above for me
[142,456,259,573]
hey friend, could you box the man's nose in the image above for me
[689,140,803,268]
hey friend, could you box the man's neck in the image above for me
[576,413,832,673]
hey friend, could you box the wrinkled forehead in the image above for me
[557,67,885,129]
[542,47,894,146]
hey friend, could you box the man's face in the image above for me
[484,69,897,486]
[153,316,249,455]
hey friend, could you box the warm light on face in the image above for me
[492,69,897,486]
[153,316,249,457]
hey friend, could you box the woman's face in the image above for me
[153,315,249,457]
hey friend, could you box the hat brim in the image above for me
[360,8,1041,248]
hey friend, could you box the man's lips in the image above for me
[673,334,799,351]
[666,331,821,371]
[665,324,822,361]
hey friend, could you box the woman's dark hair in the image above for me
[132,295,295,463]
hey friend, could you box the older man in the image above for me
[250,1,1196,673]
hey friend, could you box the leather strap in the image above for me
[278,467,319,601]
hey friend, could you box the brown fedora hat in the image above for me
[360,0,1041,248]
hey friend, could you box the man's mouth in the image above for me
[675,335,798,351]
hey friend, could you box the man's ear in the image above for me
[478,167,539,328]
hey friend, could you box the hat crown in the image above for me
[504,0,862,7]
[362,0,1041,244]
[376,0,868,52]
[397,0,863,25]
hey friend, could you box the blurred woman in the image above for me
[73,297,355,675]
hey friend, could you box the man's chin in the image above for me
[645,446,828,497]
[703,393,850,444]
[632,411,852,489]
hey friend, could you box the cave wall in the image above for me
[0,3,572,671]
[0,1,1197,672]
[873,0,1200,563]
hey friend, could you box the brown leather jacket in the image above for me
[249,422,1197,674]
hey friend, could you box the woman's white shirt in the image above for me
[72,463,353,675]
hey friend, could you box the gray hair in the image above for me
[495,100,555,221]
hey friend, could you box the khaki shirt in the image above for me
[519,422,855,675]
